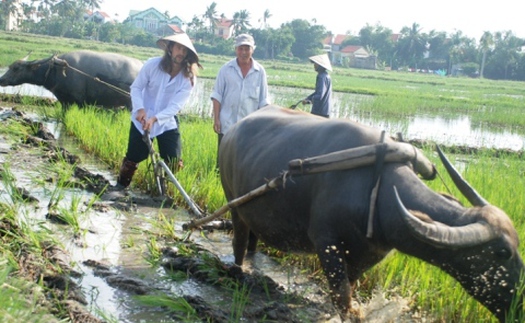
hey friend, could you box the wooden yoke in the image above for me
[288,142,437,180]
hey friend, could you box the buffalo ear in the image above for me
[21,50,33,61]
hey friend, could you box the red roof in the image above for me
[391,33,401,42]
[333,34,347,45]
[340,45,363,53]
[323,34,347,45]
[97,11,111,18]
[215,18,233,28]
[167,24,184,33]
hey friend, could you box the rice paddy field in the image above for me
[1,31,525,322]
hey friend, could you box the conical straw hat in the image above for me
[157,33,198,58]
[308,53,332,71]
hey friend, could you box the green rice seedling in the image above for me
[145,237,163,265]
[197,251,231,285]
[0,264,59,323]
[173,241,201,257]
[122,236,136,249]
[229,283,252,322]
[32,151,76,188]
[149,210,177,239]
[163,270,189,282]
[0,118,28,139]
[33,104,62,121]
[0,163,27,205]
[90,307,118,323]
[135,294,199,322]
[506,272,525,323]
[53,194,84,234]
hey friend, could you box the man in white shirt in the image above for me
[211,33,270,160]
[115,32,202,190]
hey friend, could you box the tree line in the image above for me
[2,0,525,81]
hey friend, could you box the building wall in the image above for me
[4,0,23,31]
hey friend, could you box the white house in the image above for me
[3,0,23,31]
[84,10,112,24]
[125,7,183,35]
[214,18,234,39]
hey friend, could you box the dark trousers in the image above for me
[125,123,182,164]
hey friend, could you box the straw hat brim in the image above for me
[157,33,198,58]
[309,54,332,71]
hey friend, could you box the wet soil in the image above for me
[0,104,426,323]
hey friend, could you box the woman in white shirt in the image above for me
[115,33,202,190]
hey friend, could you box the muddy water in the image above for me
[1,67,523,151]
[4,120,338,322]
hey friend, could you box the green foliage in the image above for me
[195,37,235,56]
[461,62,480,77]
[0,264,58,323]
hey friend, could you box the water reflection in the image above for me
[1,68,523,151]
[185,78,524,151]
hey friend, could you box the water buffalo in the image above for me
[219,105,524,322]
[0,50,143,109]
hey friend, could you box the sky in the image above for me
[100,0,524,41]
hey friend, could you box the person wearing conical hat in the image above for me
[303,53,332,118]
[112,32,203,191]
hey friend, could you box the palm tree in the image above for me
[492,31,522,79]
[203,2,218,34]
[397,22,426,69]
[80,0,100,13]
[54,0,81,19]
[479,31,494,78]
[34,0,58,19]
[258,9,271,29]
[186,15,206,39]
[232,9,250,36]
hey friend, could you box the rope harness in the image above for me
[367,131,387,238]
[46,55,131,97]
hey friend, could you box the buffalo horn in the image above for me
[393,186,497,248]
[436,145,488,207]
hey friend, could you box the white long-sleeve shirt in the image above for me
[210,58,270,134]
[130,57,194,138]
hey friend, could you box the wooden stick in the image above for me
[183,174,286,230]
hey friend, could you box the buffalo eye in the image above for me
[496,248,512,259]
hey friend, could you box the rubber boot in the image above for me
[116,157,138,188]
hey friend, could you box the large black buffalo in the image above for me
[0,50,143,109]
[219,105,524,322]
